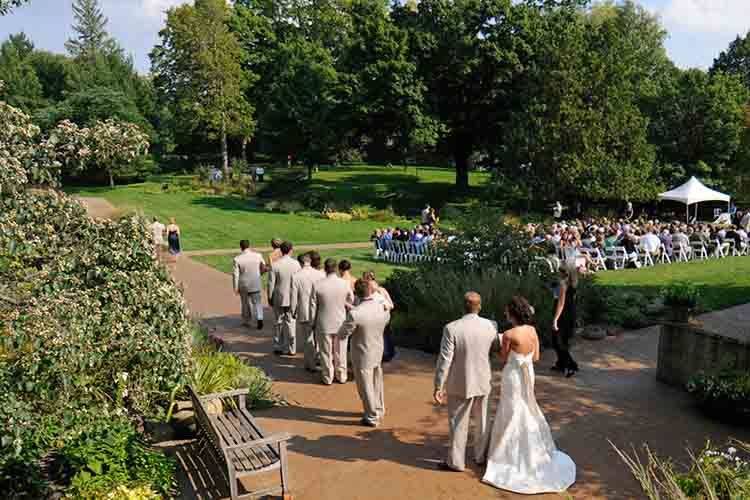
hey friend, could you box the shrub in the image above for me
[188,349,276,409]
[687,369,750,422]
[371,206,397,223]
[350,204,375,220]
[613,440,750,500]
[264,200,280,212]
[230,157,249,181]
[278,200,306,214]
[195,164,212,183]
[324,211,353,222]
[59,417,175,499]
[385,266,554,352]
[662,282,700,309]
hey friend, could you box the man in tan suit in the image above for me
[434,292,498,472]
[233,240,266,329]
[268,241,301,355]
[311,258,353,384]
[291,251,326,371]
[339,279,391,427]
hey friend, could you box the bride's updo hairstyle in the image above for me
[506,295,535,326]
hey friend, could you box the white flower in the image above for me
[728,447,737,455]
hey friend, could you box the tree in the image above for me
[151,0,254,174]
[0,34,44,112]
[84,119,150,187]
[0,0,29,15]
[393,0,524,188]
[712,31,750,90]
[65,0,115,60]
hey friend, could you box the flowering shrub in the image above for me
[687,369,750,421]
[0,87,189,495]
[614,440,750,499]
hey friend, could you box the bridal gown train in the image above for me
[482,350,576,494]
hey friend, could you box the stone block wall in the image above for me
[657,322,750,388]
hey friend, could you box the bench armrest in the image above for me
[199,388,250,401]
[225,432,293,452]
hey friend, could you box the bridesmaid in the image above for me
[552,262,579,377]
[166,217,181,256]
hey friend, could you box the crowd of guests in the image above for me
[525,211,750,272]
[370,204,443,248]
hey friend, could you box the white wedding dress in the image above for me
[482,350,576,494]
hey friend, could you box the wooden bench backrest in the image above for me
[187,385,226,460]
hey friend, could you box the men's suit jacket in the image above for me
[435,314,498,399]
[268,255,301,308]
[291,265,326,322]
[311,274,353,334]
[233,249,265,293]
[339,297,391,370]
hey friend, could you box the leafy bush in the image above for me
[578,278,654,329]
[230,157,249,181]
[324,211,354,222]
[687,369,750,421]
[195,163,212,183]
[385,266,554,352]
[371,206,397,223]
[613,440,750,500]
[662,282,700,309]
[59,417,175,499]
[278,200,306,214]
[264,200,280,212]
[350,204,374,220]
[188,349,276,409]
[103,485,161,500]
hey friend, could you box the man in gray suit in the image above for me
[232,240,266,329]
[268,241,301,355]
[311,258,354,384]
[339,279,391,427]
[434,292,498,472]
[291,251,326,371]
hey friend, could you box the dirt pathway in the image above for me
[74,196,120,219]
[171,256,750,500]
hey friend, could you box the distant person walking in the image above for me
[552,262,579,378]
[151,217,166,259]
[553,202,563,220]
[166,218,181,256]
[233,240,266,330]
[268,241,301,355]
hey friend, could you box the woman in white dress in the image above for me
[483,296,576,494]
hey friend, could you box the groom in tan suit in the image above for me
[291,251,326,371]
[434,292,498,472]
[339,279,391,427]
[268,241,301,355]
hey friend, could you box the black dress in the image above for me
[168,230,181,255]
[553,284,578,372]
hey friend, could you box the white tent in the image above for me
[658,176,731,222]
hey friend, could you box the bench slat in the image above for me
[211,413,262,471]
[218,411,274,469]
[227,407,279,464]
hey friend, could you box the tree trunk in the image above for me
[109,169,115,188]
[241,137,248,161]
[454,146,471,190]
[221,117,229,177]
[307,163,314,182]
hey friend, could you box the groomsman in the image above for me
[268,241,301,355]
[339,279,391,427]
[291,251,326,371]
[434,292,498,472]
[311,258,353,384]
[232,240,266,329]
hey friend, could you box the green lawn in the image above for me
[595,255,750,312]
[195,247,407,282]
[67,165,486,251]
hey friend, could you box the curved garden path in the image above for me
[169,255,750,500]
[74,196,120,219]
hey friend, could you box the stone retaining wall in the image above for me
[657,322,750,388]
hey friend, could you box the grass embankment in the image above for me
[68,165,488,251]
[595,255,750,312]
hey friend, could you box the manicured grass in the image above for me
[67,165,486,251]
[194,247,407,282]
[595,255,750,312]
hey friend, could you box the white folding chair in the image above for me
[580,248,606,272]
[712,239,727,259]
[725,239,739,257]
[659,244,672,264]
[638,248,654,267]
[691,241,708,260]
[605,246,628,270]
[675,243,691,262]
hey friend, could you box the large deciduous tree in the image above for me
[0,33,44,112]
[151,0,254,174]
[0,0,29,15]
[712,31,750,91]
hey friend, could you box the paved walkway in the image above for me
[184,242,372,257]
[74,196,120,219]
[170,256,750,500]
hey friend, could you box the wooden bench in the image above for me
[187,385,293,500]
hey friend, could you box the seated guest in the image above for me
[639,228,661,256]
[672,227,689,249]
[659,229,673,257]
[725,226,742,250]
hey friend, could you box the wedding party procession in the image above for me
[3,0,750,498]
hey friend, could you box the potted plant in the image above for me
[661,282,700,323]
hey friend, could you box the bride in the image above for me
[482,296,576,494]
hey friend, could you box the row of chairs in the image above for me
[374,239,437,264]
[534,238,748,274]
